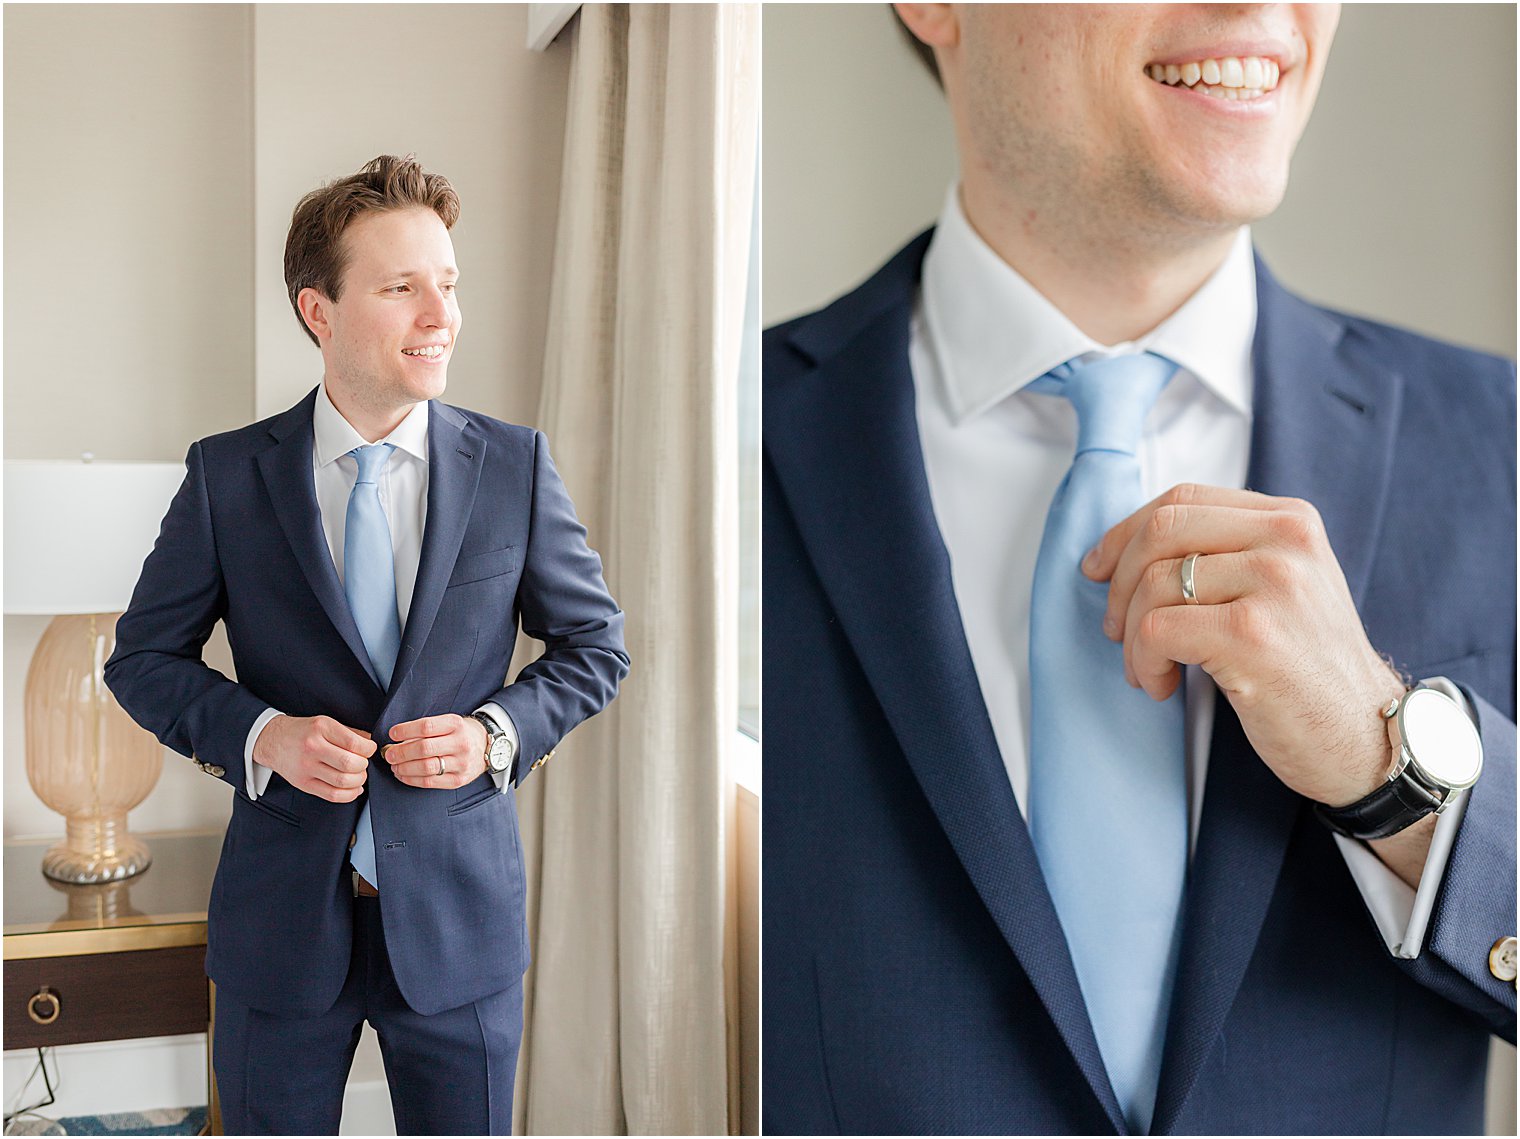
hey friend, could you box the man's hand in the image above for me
[1082,483,1406,811]
[384,714,489,789]
[252,715,375,803]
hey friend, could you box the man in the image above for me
[763,6,1515,1134]
[106,155,628,1135]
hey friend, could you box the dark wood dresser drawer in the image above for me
[5,944,209,1049]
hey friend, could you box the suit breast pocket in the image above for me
[448,776,502,816]
[234,787,301,828]
[447,545,519,589]
[1400,646,1508,714]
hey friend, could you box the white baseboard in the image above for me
[3,1028,397,1135]
[3,1034,209,1122]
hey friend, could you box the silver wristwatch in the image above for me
[471,711,515,775]
[1314,679,1483,841]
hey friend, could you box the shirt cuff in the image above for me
[244,707,284,799]
[475,701,521,789]
[1331,678,1477,960]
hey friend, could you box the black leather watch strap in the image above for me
[471,711,512,773]
[1314,774,1441,841]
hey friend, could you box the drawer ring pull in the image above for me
[27,987,60,1025]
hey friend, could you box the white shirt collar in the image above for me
[313,382,431,468]
[921,184,1255,423]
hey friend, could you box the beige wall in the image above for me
[4,4,571,842]
[762,3,953,327]
[763,4,1516,358]
[1253,3,1515,354]
[3,4,256,459]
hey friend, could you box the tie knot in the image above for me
[1035,353,1178,456]
[351,443,395,484]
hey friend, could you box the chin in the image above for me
[398,373,448,406]
[1161,173,1289,232]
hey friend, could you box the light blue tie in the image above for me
[1027,353,1185,1134]
[344,443,400,889]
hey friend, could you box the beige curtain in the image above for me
[512,5,758,1134]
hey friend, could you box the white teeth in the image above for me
[1146,54,1280,97]
[402,346,443,358]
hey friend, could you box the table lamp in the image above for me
[5,458,186,883]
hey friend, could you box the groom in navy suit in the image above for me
[765,6,1515,1134]
[106,155,627,1134]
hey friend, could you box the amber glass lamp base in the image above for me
[24,613,163,885]
[41,810,153,884]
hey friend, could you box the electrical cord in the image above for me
[2,1048,59,1134]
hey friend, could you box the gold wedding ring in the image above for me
[1180,552,1202,605]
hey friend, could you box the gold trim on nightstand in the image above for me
[4,921,207,959]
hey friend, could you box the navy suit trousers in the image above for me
[213,883,523,1136]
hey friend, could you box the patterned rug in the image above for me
[4,1106,207,1136]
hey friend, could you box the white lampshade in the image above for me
[5,459,186,615]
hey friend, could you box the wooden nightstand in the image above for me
[3,829,226,1135]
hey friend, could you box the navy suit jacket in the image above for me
[106,388,628,1018]
[763,232,1516,1135]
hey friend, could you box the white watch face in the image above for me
[1400,688,1483,788]
[488,737,511,769]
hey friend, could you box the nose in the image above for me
[417,284,452,328]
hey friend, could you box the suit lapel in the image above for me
[767,235,1128,1133]
[256,389,382,689]
[386,400,484,702]
[1152,254,1404,1133]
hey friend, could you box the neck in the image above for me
[957,180,1239,346]
[323,380,413,443]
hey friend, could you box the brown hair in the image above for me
[284,154,461,347]
[891,7,942,89]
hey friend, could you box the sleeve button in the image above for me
[1488,936,1517,983]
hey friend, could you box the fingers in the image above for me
[1097,506,1274,633]
[390,760,466,787]
[390,715,460,742]
[1116,550,1257,666]
[282,716,373,803]
[1126,602,1239,701]
[1083,483,1282,582]
[276,715,479,800]
[385,717,477,788]
[383,734,449,765]
[318,716,377,758]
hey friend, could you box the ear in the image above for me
[894,4,959,49]
[297,287,333,344]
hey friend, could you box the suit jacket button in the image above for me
[1489,937,1517,983]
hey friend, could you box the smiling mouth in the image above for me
[401,345,446,359]
[1145,56,1280,101]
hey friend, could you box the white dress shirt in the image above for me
[243,382,518,800]
[912,185,1464,958]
